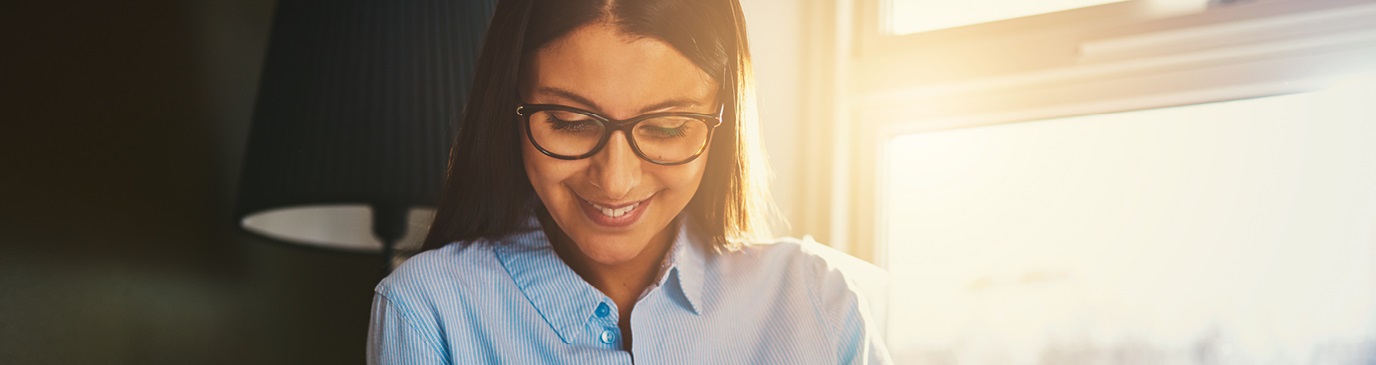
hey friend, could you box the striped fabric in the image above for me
[368,216,892,364]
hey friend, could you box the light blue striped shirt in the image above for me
[368,217,892,364]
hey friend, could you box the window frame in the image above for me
[799,0,1376,268]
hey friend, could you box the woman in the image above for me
[368,0,891,363]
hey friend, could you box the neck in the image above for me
[537,210,677,304]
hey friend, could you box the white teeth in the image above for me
[591,202,639,218]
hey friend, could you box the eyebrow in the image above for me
[532,86,702,115]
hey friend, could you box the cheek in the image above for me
[663,151,709,194]
[521,139,541,180]
[522,138,591,198]
[522,138,565,191]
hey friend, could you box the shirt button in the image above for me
[594,303,611,318]
[598,329,617,344]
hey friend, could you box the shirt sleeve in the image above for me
[835,290,893,365]
[367,292,450,365]
[803,239,894,365]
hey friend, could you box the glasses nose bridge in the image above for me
[603,115,641,133]
[600,116,645,151]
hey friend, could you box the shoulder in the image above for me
[727,237,887,292]
[735,237,888,319]
[375,239,503,311]
[714,237,887,316]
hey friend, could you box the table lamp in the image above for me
[235,0,494,270]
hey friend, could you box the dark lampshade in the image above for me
[235,0,494,255]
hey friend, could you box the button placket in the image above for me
[589,301,620,348]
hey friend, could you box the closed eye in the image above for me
[546,116,600,133]
[639,125,688,138]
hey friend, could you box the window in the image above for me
[795,0,1376,362]
[882,81,1376,364]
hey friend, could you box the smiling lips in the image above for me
[578,195,652,228]
[589,201,640,217]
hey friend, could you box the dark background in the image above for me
[2,1,383,363]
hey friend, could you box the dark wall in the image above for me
[1,1,383,363]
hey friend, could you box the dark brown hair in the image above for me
[421,0,772,251]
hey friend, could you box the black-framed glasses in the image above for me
[516,103,724,165]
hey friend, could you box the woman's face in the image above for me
[520,23,719,266]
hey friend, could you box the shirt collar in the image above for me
[657,218,705,315]
[492,215,705,344]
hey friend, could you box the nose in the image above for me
[589,131,641,200]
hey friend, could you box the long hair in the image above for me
[421,0,772,251]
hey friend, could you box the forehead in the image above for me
[523,23,718,116]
